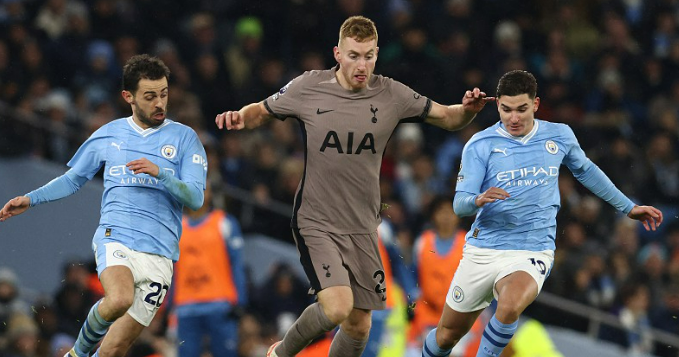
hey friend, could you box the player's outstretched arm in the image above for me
[425,87,495,131]
[215,102,274,131]
[0,196,30,222]
[627,205,663,231]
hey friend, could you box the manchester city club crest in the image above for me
[452,286,464,302]
[113,250,128,260]
[545,140,559,154]
[161,144,177,159]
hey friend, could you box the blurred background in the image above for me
[1,0,679,356]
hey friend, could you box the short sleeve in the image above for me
[180,131,208,190]
[455,138,487,194]
[561,125,591,173]
[67,133,105,180]
[263,75,305,120]
[391,80,431,122]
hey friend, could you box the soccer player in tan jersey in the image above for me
[216,16,493,357]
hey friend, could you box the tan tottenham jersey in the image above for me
[264,66,431,234]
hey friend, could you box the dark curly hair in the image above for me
[496,70,537,99]
[122,54,170,93]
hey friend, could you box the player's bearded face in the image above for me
[336,37,378,90]
[496,94,539,136]
[130,78,169,129]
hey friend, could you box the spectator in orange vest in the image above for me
[408,195,467,351]
[171,183,247,357]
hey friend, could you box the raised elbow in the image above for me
[187,195,204,211]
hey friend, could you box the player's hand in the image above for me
[462,87,495,114]
[126,158,160,177]
[627,205,663,231]
[215,110,245,130]
[475,187,510,208]
[0,196,30,222]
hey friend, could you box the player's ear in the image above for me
[333,45,341,63]
[533,97,540,112]
[121,90,134,104]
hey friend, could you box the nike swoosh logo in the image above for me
[317,108,334,115]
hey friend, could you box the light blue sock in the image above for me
[74,300,113,357]
[476,315,518,357]
[422,328,452,357]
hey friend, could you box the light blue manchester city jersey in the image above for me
[67,117,207,261]
[456,119,589,251]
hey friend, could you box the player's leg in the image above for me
[422,305,482,357]
[177,314,203,357]
[423,246,499,357]
[271,229,348,357]
[474,271,535,357]
[92,313,145,357]
[362,308,389,357]
[96,245,173,357]
[328,307,372,357]
[328,230,387,357]
[271,286,347,357]
[69,243,136,357]
[475,250,552,357]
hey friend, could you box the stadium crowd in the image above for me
[2,0,679,356]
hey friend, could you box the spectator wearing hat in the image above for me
[0,267,32,350]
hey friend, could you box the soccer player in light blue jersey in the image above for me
[421,70,663,357]
[0,55,207,357]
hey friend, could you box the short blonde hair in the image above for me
[338,16,378,45]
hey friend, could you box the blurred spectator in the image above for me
[5,313,39,357]
[225,16,263,91]
[636,243,669,309]
[172,182,248,357]
[0,268,31,351]
[596,135,647,200]
[88,0,122,42]
[53,261,94,337]
[650,285,679,357]
[644,132,679,218]
[601,282,653,355]
[190,51,232,130]
[252,263,311,339]
[407,196,467,353]
[34,0,88,41]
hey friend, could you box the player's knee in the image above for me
[104,295,134,318]
[342,315,372,339]
[495,299,523,323]
[322,301,353,325]
[436,325,466,348]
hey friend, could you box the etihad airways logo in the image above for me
[496,166,559,187]
[108,165,175,185]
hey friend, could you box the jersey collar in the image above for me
[496,120,539,144]
[126,116,172,137]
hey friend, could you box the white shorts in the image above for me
[93,241,173,326]
[445,245,554,313]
